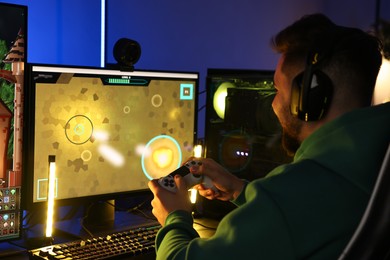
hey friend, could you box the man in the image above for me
[148,14,390,259]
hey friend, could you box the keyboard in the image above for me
[28,223,161,259]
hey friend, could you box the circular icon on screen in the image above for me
[141,135,182,180]
[123,105,131,114]
[151,94,163,108]
[81,150,93,161]
[65,115,94,145]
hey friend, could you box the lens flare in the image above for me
[152,148,173,169]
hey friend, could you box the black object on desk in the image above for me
[28,222,160,259]
[0,207,219,259]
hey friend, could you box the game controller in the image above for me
[158,160,214,192]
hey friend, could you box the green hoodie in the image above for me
[155,103,390,260]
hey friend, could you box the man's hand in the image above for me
[189,158,246,201]
[148,175,192,225]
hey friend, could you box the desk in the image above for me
[0,213,218,259]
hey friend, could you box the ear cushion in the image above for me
[290,69,333,121]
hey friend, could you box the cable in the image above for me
[198,89,207,95]
[80,209,95,238]
[124,195,157,221]
[198,104,206,112]
[80,201,114,238]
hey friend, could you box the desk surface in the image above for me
[0,213,218,259]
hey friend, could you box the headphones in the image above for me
[290,52,333,121]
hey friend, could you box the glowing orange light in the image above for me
[152,148,173,168]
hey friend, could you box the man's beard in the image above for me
[273,101,303,156]
[282,128,302,156]
[280,114,303,156]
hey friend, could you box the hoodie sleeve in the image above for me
[154,181,295,260]
[155,210,200,260]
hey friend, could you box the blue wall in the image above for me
[105,1,323,76]
[104,0,382,137]
[105,0,324,138]
[2,0,101,66]
[3,0,384,70]
[1,0,387,137]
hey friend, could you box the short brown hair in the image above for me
[271,13,383,106]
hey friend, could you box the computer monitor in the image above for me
[22,64,198,215]
[0,2,27,242]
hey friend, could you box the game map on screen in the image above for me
[28,67,197,204]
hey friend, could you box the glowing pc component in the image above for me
[213,82,235,119]
[190,144,203,204]
[193,144,203,159]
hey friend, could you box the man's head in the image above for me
[271,13,383,155]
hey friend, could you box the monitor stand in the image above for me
[82,200,115,232]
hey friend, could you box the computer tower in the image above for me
[200,68,292,219]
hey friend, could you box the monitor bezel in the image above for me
[21,63,199,211]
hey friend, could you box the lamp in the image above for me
[45,155,56,242]
[373,57,390,104]
[373,1,390,104]
[190,144,203,204]
[193,144,203,158]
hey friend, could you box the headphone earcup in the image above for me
[290,70,333,121]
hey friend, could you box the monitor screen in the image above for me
[22,64,198,209]
[0,2,26,242]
